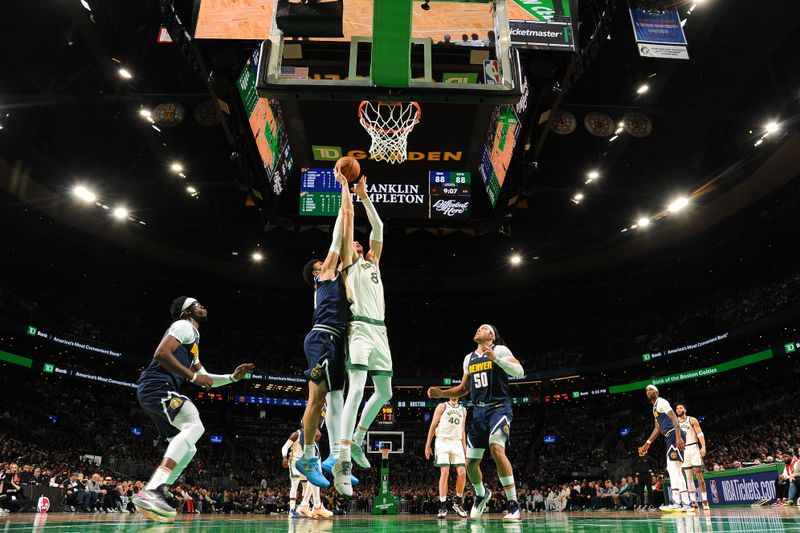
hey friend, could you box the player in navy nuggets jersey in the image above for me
[297,171,355,494]
[132,296,253,522]
[638,385,692,512]
[427,324,525,521]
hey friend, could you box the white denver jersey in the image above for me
[679,416,698,445]
[435,402,466,440]
[347,256,385,321]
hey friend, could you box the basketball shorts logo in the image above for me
[668,449,679,461]
[310,366,323,380]
[169,397,184,410]
[502,425,510,435]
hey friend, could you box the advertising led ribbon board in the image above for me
[236,49,294,196]
[509,0,576,51]
[299,168,471,219]
[479,106,520,208]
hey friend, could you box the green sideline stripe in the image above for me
[0,350,33,369]
[609,348,773,394]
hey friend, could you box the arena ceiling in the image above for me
[0,0,799,286]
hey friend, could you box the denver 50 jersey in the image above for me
[462,345,514,406]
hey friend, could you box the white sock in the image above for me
[339,438,352,462]
[701,491,707,502]
[671,489,680,505]
[290,499,296,511]
[145,466,171,491]
[353,375,392,445]
[473,483,486,498]
[304,445,316,460]
[325,391,344,458]
[439,496,447,502]
[301,483,312,506]
[312,484,321,508]
[500,475,516,502]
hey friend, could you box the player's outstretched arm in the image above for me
[638,421,661,456]
[338,168,356,268]
[354,176,383,264]
[692,417,707,456]
[190,362,254,389]
[425,403,446,460]
[427,373,471,400]
[318,206,344,283]
[154,334,213,389]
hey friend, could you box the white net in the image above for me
[358,101,421,164]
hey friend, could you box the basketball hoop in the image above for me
[358,101,421,164]
[380,445,391,461]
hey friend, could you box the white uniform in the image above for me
[345,257,392,374]
[434,402,467,467]
[288,432,307,481]
[679,416,703,468]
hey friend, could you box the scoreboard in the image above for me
[429,171,471,219]
[299,167,472,219]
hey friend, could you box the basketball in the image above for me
[335,156,361,183]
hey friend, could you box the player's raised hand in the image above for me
[427,387,444,399]
[354,175,368,199]
[194,374,213,390]
[333,167,347,185]
[425,444,432,460]
[482,343,495,360]
[232,363,255,381]
[637,445,648,456]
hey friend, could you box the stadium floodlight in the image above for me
[73,185,96,203]
[118,68,132,79]
[637,217,650,228]
[252,252,264,262]
[765,121,779,135]
[170,162,184,173]
[636,84,649,94]
[113,207,128,219]
[510,255,522,265]
[668,197,689,213]
[139,108,152,118]
[186,186,197,194]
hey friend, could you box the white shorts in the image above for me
[434,438,466,467]
[290,460,307,481]
[347,320,392,375]
[682,444,704,469]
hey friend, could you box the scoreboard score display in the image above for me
[299,168,472,219]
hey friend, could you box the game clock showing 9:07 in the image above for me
[429,171,471,219]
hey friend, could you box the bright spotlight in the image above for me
[668,197,689,213]
[113,207,128,219]
[118,68,132,79]
[510,255,522,265]
[636,84,650,94]
[186,186,197,194]
[252,252,264,262]
[765,122,779,135]
[170,162,184,173]
[73,185,96,203]
[139,108,152,118]
[588,170,600,180]
[637,217,650,228]
[80,0,92,11]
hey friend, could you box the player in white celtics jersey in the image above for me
[337,175,393,473]
[675,404,709,510]
[425,398,468,518]
[280,427,333,519]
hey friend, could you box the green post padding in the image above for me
[371,0,412,88]
[372,454,398,514]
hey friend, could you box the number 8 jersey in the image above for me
[463,345,514,406]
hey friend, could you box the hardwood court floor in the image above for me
[4,507,800,532]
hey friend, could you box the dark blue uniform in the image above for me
[464,345,514,451]
[303,274,350,391]
[136,320,199,439]
[653,397,686,462]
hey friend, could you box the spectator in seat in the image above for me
[64,473,85,512]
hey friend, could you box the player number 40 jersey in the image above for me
[436,403,466,440]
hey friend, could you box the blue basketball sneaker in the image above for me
[295,457,330,488]
[321,455,360,486]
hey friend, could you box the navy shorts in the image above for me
[303,328,345,391]
[665,429,687,462]
[137,381,191,439]
[467,403,513,451]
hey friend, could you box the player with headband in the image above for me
[427,324,525,521]
[133,296,253,522]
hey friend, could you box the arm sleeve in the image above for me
[281,439,293,458]
[492,346,525,377]
[329,209,344,254]
[462,353,472,375]
[361,194,383,242]
[196,367,237,388]
[166,320,196,344]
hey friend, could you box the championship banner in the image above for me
[664,464,784,505]
[628,0,689,60]
[509,0,576,51]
